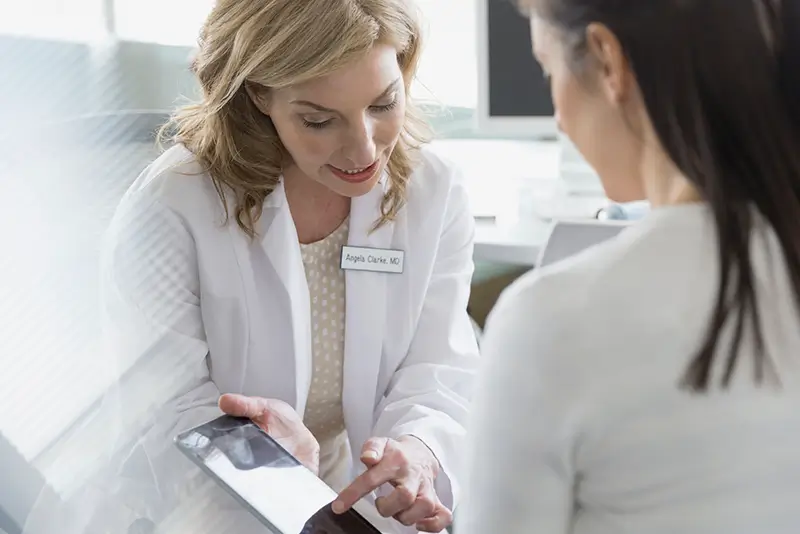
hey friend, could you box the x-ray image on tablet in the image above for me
[175,415,381,534]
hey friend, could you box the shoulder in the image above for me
[484,231,639,371]
[485,208,704,367]
[404,145,471,218]
[409,145,468,198]
[106,144,229,263]
[414,145,461,179]
[120,143,223,220]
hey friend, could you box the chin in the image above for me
[336,178,381,198]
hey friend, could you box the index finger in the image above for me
[332,462,396,513]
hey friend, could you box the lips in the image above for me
[327,161,379,184]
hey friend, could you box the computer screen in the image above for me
[476,0,557,139]
[475,0,602,193]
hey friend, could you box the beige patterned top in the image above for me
[300,218,350,488]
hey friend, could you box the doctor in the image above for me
[100,0,478,532]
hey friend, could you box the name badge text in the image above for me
[340,246,404,274]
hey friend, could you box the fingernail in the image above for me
[331,501,344,514]
[363,451,378,461]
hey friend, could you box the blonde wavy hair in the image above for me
[159,0,432,238]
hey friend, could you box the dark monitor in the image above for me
[477,0,557,138]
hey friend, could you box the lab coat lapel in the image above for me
[258,180,312,416]
[343,177,393,445]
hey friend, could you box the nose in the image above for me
[341,115,377,168]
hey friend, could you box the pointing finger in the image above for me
[332,459,396,513]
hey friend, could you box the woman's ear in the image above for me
[585,22,631,105]
[245,81,271,116]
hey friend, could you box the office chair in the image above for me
[537,218,630,268]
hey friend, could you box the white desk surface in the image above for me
[430,139,610,266]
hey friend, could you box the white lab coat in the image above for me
[96,144,479,533]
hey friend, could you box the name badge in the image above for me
[340,246,405,274]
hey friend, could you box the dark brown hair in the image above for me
[523,0,800,391]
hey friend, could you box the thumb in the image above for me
[218,393,264,419]
[360,437,388,466]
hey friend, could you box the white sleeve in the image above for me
[457,275,578,534]
[372,173,480,511]
[95,190,225,526]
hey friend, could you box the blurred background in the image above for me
[0,0,482,134]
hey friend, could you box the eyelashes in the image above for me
[371,100,400,113]
[302,120,329,130]
[302,100,400,130]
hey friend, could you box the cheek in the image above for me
[550,73,643,202]
[374,106,405,148]
[273,117,336,164]
[550,73,578,134]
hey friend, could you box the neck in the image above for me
[641,146,703,208]
[283,165,350,244]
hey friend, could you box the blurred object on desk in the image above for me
[470,178,610,266]
[429,137,609,222]
[596,201,650,221]
[429,138,561,221]
[538,219,630,268]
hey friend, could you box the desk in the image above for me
[430,139,610,266]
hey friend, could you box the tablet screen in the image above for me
[175,415,380,534]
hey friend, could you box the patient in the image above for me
[460,1,800,533]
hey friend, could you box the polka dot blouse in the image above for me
[300,218,349,458]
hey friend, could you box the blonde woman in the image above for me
[99,0,478,532]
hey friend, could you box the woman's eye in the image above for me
[370,99,399,113]
[302,118,332,130]
[301,100,398,130]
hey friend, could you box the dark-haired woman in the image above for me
[461,1,800,533]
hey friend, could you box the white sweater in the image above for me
[460,204,800,534]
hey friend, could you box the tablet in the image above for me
[174,415,381,534]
